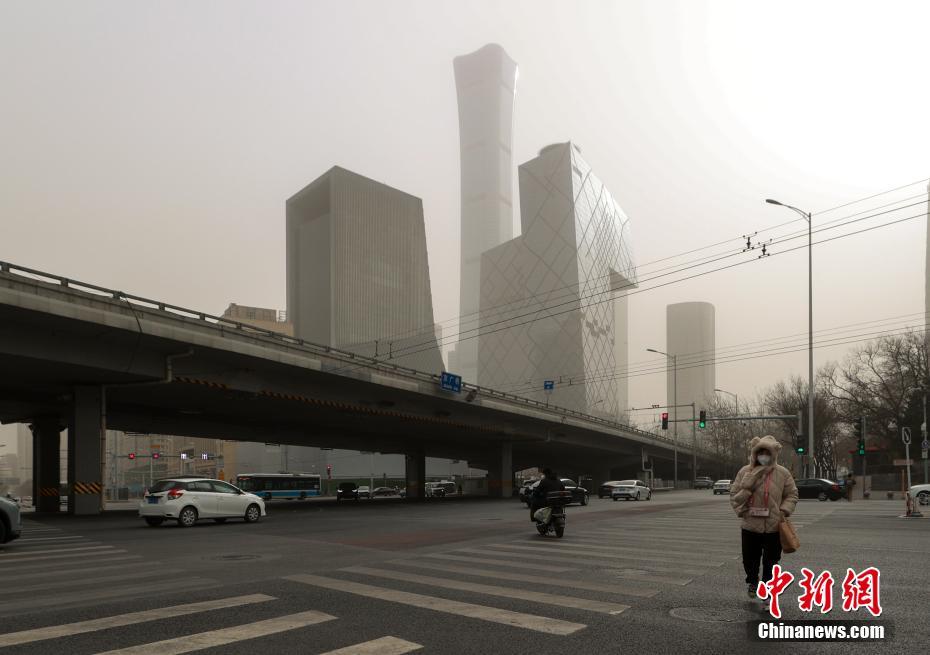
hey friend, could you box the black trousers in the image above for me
[741,529,782,586]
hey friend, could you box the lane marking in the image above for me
[6,568,185,594]
[92,610,336,655]
[0,555,143,576]
[286,573,586,635]
[0,578,219,615]
[0,594,275,647]
[345,566,630,614]
[485,543,723,567]
[16,535,86,543]
[523,541,735,562]
[318,636,423,655]
[0,549,126,565]
[452,548,705,575]
[387,560,655,598]
[0,544,114,558]
[421,553,577,572]
[12,541,104,551]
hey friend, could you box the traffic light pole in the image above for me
[691,403,697,483]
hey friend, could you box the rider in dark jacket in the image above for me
[530,469,566,521]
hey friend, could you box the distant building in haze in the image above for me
[478,142,637,419]
[449,43,519,383]
[286,166,443,373]
[666,302,716,419]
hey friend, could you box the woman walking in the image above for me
[730,435,799,601]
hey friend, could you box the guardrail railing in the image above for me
[0,259,715,456]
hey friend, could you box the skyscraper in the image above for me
[666,302,716,414]
[450,43,518,383]
[286,166,443,373]
[478,142,637,418]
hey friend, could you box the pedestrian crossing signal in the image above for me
[128,452,136,460]
[661,412,669,430]
[699,410,706,429]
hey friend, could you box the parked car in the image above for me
[525,479,589,506]
[712,479,732,495]
[0,494,22,544]
[336,482,359,501]
[694,477,714,490]
[357,485,371,499]
[907,483,930,505]
[518,479,539,504]
[598,481,625,498]
[371,486,396,497]
[138,478,265,527]
[795,478,843,501]
[611,480,652,501]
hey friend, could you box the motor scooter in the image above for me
[533,490,572,538]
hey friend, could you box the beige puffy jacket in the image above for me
[730,435,799,534]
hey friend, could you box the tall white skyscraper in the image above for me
[450,43,518,383]
[666,302,716,415]
[478,142,637,418]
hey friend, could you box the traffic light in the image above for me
[152,452,160,460]
[128,452,136,460]
[794,434,806,455]
[699,410,706,429]
[852,416,866,455]
[661,412,669,430]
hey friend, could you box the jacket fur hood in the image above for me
[748,435,782,464]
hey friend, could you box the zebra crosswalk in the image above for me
[0,500,840,653]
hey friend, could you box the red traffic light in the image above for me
[661,412,669,430]
[152,452,160,459]
[128,452,136,460]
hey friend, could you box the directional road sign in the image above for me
[440,371,462,393]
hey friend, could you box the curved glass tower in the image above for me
[451,43,518,383]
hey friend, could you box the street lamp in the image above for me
[648,347,678,488]
[766,198,815,477]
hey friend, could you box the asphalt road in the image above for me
[1,491,926,654]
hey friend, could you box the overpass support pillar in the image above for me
[32,417,62,514]
[487,442,513,498]
[405,451,426,501]
[68,386,103,515]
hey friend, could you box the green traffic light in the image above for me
[796,447,805,454]
[699,421,706,429]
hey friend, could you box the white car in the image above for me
[139,477,266,527]
[713,479,732,495]
[611,480,651,501]
[907,483,930,505]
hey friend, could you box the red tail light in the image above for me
[831,484,840,491]
[167,487,184,500]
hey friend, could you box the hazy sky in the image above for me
[2,0,929,447]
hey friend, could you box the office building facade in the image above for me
[666,302,716,416]
[478,142,637,419]
[449,43,518,383]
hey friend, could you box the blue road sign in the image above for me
[440,371,462,393]
[543,380,554,391]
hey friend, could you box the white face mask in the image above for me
[757,454,772,466]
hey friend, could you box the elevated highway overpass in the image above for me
[0,261,723,514]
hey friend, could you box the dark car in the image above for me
[371,486,397,497]
[336,482,359,501]
[526,479,588,506]
[694,476,714,490]
[796,478,842,501]
[598,481,624,498]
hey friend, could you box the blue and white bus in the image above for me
[234,473,322,500]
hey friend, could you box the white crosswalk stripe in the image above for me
[0,594,276,647]
[91,609,337,655]
[343,565,631,614]
[0,544,114,558]
[318,636,423,655]
[422,552,578,572]
[0,548,128,565]
[484,542,725,567]
[286,573,587,635]
[386,559,656,597]
[451,546,705,575]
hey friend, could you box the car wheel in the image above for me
[299,492,306,500]
[647,491,652,500]
[580,494,588,506]
[214,518,227,523]
[817,491,828,502]
[612,496,618,501]
[177,506,198,528]
[144,517,164,527]
[918,491,930,505]
[0,520,8,543]
[244,503,262,523]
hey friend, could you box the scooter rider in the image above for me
[530,468,565,521]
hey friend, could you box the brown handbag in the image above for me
[779,518,800,553]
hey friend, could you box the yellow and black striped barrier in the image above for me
[72,482,102,495]
[39,486,59,497]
